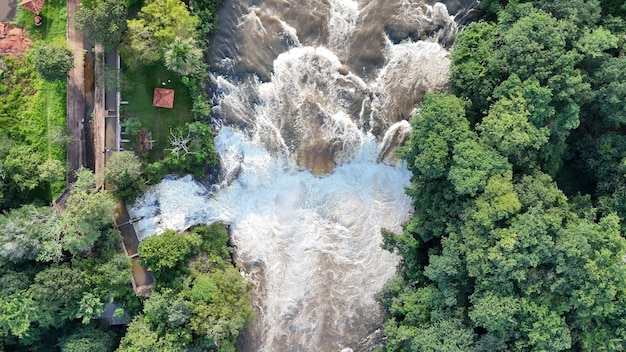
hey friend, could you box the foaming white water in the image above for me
[368,40,450,134]
[329,0,359,54]
[134,0,465,350]
[130,128,413,351]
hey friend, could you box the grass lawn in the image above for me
[2,0,67,199]
[120,62,193,161]
[16,0,68,157]
[16,0,67,44]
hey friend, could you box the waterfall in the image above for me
[131,0,469,350]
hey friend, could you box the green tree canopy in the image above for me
[0,205,55,263]
[138,229,200,281]
[104,150,145,202]
[30,43,74,81]
[57,325,115,352]
[0,290,37,340]
[589,56,626,127]
[74,0,128,49]
[164,37,204,76]
[124,0,198,64]
[184,268,253,348]
[58,169,117,258]
[449,21,499,116]
[117,315,178,352]
[28,264,85,329]
[383,91,626,351]
[126,225,252,351]
[2,145,44,193]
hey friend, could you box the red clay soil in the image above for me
[0,23,32,57]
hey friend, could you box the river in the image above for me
[130,0,473,350]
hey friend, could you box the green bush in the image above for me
[30,43,74,81]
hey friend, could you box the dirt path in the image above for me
[66,0,86,184]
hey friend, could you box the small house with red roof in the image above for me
[20,0,45,15]
[153,88,174,108]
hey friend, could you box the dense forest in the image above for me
[381,0,626,351]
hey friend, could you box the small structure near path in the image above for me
[138,129,154,151]
[101,299,131,326]
[20,0,44,15]
[153,87,175,108]
[20,0,44,25]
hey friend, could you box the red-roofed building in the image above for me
[20,0,45,15]
[153,88,174,108]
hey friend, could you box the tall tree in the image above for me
[74,0,127,49]
[138,229,200,281]
[104,150,145,202]
[117,315,178,351]
[30,44,74,81]
[0,205,55,263]
[59,171,117,257]
[28,264,85,329]
[164,37,204,76]
[57,325,115,352]
[124,0,198,64]
[184,268,253,349]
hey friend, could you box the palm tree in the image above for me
[164,37,203,76]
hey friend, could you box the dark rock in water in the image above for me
[456,8,485,25]
[356,328,387,352]
[163,174,180,181]
[338,65,350,75]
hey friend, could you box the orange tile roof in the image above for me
[20,0,45,15]
[152,88,174,108]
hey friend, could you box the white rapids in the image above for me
[130,0,468,350]
[130,129,412,350]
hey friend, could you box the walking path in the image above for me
[94,48,121,188]
[66,0,86,184]
[65,1,153,295]
[93,48,154,296]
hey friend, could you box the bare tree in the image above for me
[166,128,197,157]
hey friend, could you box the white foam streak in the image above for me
[369,40,449,133]
[329,0,359,54]
[130,129,412,350]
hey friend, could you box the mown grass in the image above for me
[16,0,67,43]
[120,62,193,161]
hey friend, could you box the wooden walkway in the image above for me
[114,202,155,297]
[65,2,154,296]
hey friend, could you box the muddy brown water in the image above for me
[203,1,475,351]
